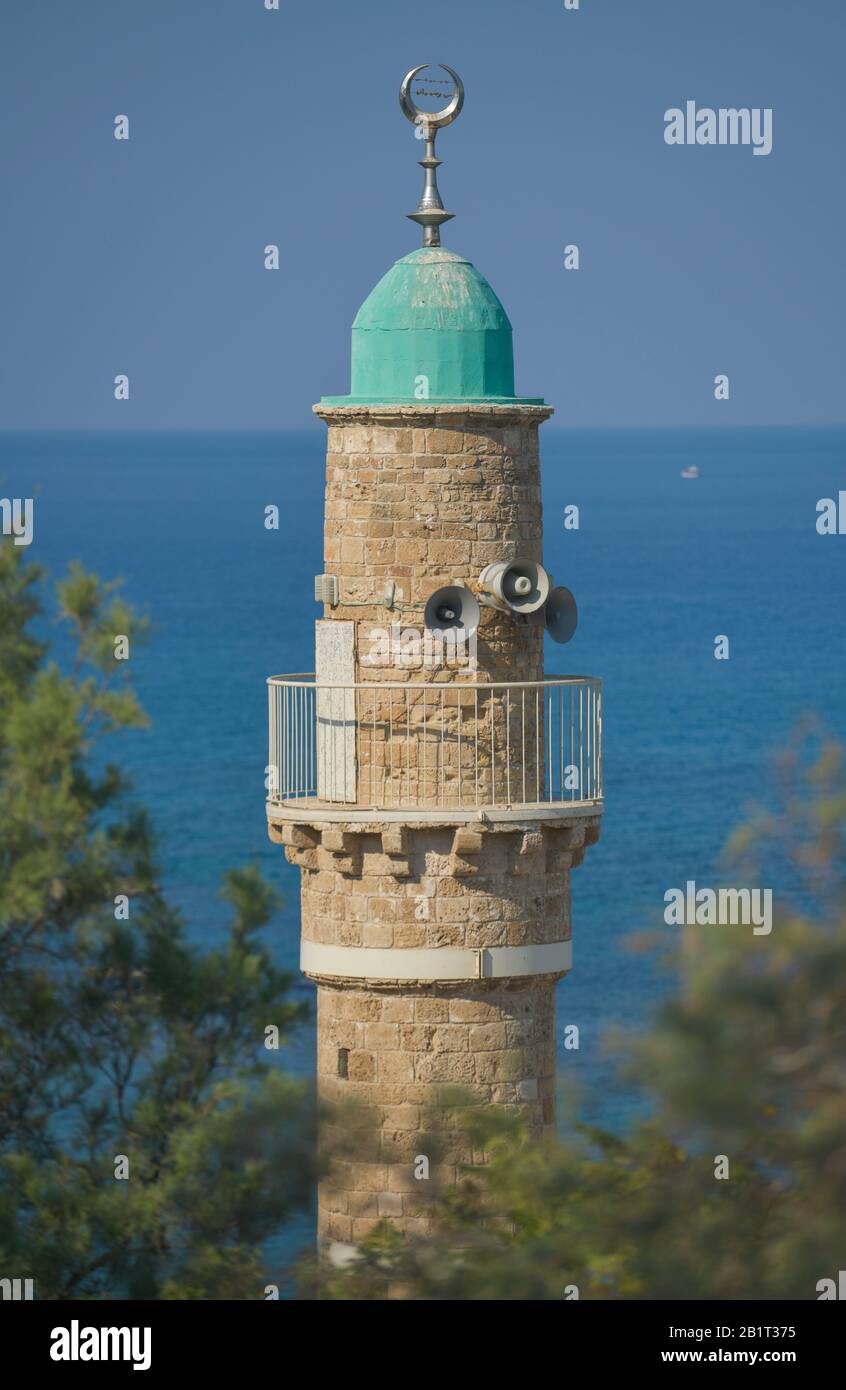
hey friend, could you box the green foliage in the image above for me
[319,726,846,1300]
[0,543,315,1299]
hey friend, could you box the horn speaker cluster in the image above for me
[423,559,578,645]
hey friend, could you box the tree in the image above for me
[0,543,315,1299]
[316,724,846,1300]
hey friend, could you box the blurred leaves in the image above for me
[0,543,315,1299]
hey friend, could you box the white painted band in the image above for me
[300,939,572,982]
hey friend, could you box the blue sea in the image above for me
[8,425,846,1133]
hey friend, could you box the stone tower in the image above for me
[266,77,602,1261]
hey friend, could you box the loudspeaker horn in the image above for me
[478,558,551,615]
[424,584,481,637]
[544,585,579,644]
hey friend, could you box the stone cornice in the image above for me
[313,402,555,426]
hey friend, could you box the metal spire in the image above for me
[399,64,465,248]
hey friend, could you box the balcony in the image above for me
[267,674,602,825]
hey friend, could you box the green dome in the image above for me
[321,247,543,406]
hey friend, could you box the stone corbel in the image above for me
[381,826,412,877]
[317,828,362,877]
[451,826,483,877]
[512,829,544,875]
[268,822,321,871]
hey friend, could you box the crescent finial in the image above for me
[399,65,464,248]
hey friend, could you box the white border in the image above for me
[300,939,572,981]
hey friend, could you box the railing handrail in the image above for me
[267,671,603,810]
[267,673,602,692]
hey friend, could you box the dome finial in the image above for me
[399,64,464,248]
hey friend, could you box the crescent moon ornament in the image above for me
[399,64,465,130]
[399,64,465,247]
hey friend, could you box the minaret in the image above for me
[267,67,602,1260]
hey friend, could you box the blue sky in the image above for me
[2,0,843,428]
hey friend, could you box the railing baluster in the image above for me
[521,688,526,805]
[268,683,274,802]
[370,688,375,808]
[488,689,494,811]
[474,689,479,808]
[579,685,583,801]
[587,684,592,801]
[535,687,541,804]
[440,688,444,808]
[506,688,511,807]
[555,686,561,806]
[457,686,462,809]
[594,681,600,800]
[570,685,575,802]
[547,685,553,803]
[422,689,427,806]
[592,684,597,800]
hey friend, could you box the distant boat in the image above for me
[680,465,700,479]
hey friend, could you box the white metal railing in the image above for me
[267,674,602,812]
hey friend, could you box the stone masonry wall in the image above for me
[316,405,552,685]
[316,977,557,1243]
